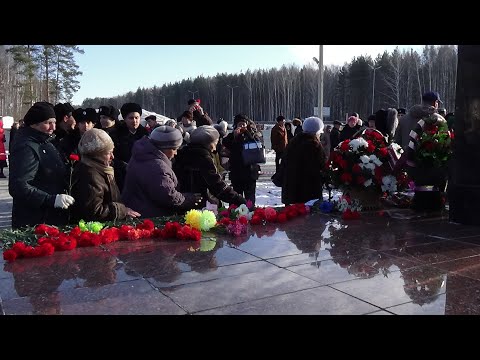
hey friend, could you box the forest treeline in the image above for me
[0,45,457,122]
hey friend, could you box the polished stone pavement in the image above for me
[2,170,480,314]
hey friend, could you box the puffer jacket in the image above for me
[8,127,69,228]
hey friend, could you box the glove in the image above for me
[54,194,75,209]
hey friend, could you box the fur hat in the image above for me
[302,117,324,135]
[77,108,98,123]
[120,103,142,119]
[24,102,56,126]
[233,114,249,129]
[190,125,220,146]
[214,120,228,137]
[98,105,119,121]
[149,126,183,149]
[53,102,74,121]
[78,128,114,156]
[292,118,302,126]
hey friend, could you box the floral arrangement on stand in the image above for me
[327,128,409,211]
[413,115,453,168]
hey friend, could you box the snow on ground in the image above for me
[254,179,343,208]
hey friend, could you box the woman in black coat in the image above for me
[174,126,246,208]
[9,102,74,228]
[282,117,327,205]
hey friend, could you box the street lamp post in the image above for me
[159,95,167,115]
[312,45,324,119]
[368,64,382,115]
[188,90,199,100]
[227,85,239,122]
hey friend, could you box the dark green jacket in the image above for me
[8,127,69,228]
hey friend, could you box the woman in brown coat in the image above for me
[70,128,140,223]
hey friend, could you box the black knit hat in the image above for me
[98,105,119,121]
[24,102,56,126]
[120,103,142,119]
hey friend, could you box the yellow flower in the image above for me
[185,209,202,230]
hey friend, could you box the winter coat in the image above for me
[173,143,246,207]
[330,127,341,150]
[281,132,326,205]
[270,124,288,152]
[394,104,436,151]
[70,161,128,223]
[114,123,149,191]
[57,128,81,162]
[223,130,262,183]
[122,137,197,217]
[8,127,69,228]
[339,124,362,142]
[294,126,303,137]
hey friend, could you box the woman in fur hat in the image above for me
[70,128,140,222]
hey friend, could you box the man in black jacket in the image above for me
[9,102,75,228]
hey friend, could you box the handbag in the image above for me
[242,140,266,166]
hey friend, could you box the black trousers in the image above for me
[275,151,284,173]
[232,178,257,206]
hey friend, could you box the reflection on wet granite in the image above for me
[385,240,480,265]
[2,211,480,314]
[147,261,274,288]
[161,265,320,313]
[387,286,480,315]
[2,280,186,315]
[331,265,480,309]
[429,255,480,280]
[196,286,379,315]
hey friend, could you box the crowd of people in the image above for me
[5,90,451,229]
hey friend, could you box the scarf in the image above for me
[80,155,114,177]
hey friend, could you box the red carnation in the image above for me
[277,213,288,223]
[250,215,262,225]
[340,141,350,152]
[378,147,388,158]
[340,172,353,184]
[352,164,362,173]
[3,249,17,261]
[69,154,80,162]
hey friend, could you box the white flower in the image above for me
[235,204,250,216]
[363,178,373,187]
[349,138,368,152]
[370,154,383,167]
[381,175,398,193]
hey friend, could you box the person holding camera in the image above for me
[223,114,262,206]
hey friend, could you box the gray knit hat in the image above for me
[149,126,183,149]
[78,128,114,155]
[190,125,220,146]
